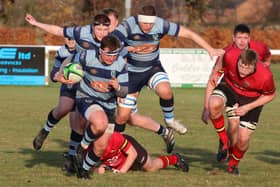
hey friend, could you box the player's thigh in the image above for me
[69,111,86,133]
[228,118,240,133]
[56,96,75,114]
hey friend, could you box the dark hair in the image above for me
[92,14,110,26]
[234,24,250,35]
[240,49,258,65]
[100,35,120,51]
[140,5,156,16]
[101,8,119,19]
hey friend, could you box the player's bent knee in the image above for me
[211,89,227,105]
[148,72,169,91]
[85,104,104,121]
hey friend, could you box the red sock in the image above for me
[228,143,246,168]
[211,115,228,148]
[159,155,178,168]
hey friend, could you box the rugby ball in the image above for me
[63,63,84,83]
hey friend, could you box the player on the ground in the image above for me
[208,49,276,175]
[201,24,271,162]
[111,5,224,138]
[89,132,188,174]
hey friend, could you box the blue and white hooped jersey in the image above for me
[74,49,128,110]
[50,45,76,82]
[63,25,100,52]
[112,16,180,73]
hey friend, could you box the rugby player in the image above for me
[207,49,276,175]
[201,24,271,162]
[111,5,224,139]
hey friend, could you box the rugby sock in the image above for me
[228,144,246,168]
[68,130,83,157]
[160,97,174,123]
[210,115,229,148]
[156,125,167,136]
[114,122,126,133]
[43,110,60,132]
[83,149,100,171]
[81,126,98,149]
[159,155,178,168]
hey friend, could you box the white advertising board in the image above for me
[160,48,216,88]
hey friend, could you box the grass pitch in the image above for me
[0,64,279,187]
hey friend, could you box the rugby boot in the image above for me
[165,119,187,135]
[216,139,229,162]
[62,152,76,174]
[174,153,189,172]
[73,144,87,174]
[77,167,91,179]
[228,165,240,176]
[75,144,87,167]
[33,128,49,151]
[162,127,175,153]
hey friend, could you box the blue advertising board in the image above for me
[0,46,46,85]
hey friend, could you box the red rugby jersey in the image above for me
[223,48,275,97]
[100,132,131,170]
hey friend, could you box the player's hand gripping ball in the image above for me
[63,63,84,83]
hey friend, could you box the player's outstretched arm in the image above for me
[25,14,63,36]
[178,26,224,59]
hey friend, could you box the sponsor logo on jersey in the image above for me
[90,68,97,75]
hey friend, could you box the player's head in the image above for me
[64,36,76,51]
[101,8,119,32]
[237,49,257,78]
[99,35,121,65]
[92,14,110,42]
[233,24,251,50]
[63,22,77,50]
[138,5,156,33]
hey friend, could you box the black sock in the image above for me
[114,122,126,133]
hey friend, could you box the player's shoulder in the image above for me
[124,16,137,25]
[223,43,236,51]
[249,40,267,47]
[256,62,273,75]
[224,46,242,57]
[116,55,126,65]
[57,45,71,57]
[77,49,97,62]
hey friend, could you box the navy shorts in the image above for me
[128,62,166,93]
[76,97,116,123]
[60,83,78,99]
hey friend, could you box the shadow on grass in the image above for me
[251,150,280,164]
[18,138,69,169]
